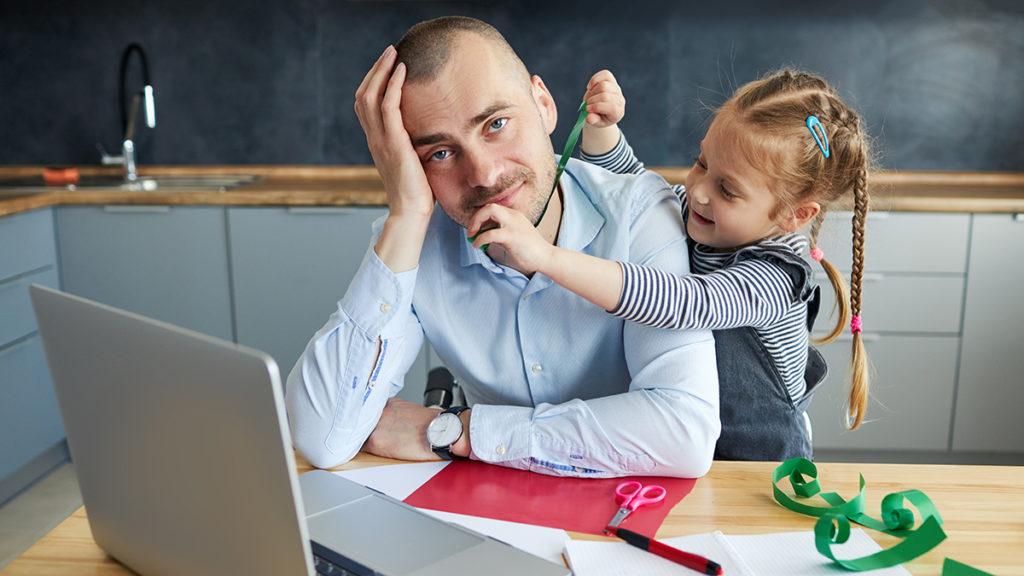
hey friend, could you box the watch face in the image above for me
[427,412,462,448]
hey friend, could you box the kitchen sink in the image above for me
[0,174,260,193]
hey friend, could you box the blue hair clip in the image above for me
[806,115,830,159]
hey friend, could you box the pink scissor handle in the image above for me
[615,481,667,511]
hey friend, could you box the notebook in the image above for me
[563,528,912,576]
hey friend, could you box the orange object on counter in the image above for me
[43,166,80,186]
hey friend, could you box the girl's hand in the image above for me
[583,69,626,128]
[466,204,556,275]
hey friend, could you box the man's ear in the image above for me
[781,201,821,233]
[530,75,558,135]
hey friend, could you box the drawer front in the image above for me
[0,336,65,481]
[814,212,969,274]
[812,273,964,334]
[806,335,958,451]
[0,267,60,347]
[0,209,56,282]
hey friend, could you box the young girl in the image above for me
[466,69,871,461]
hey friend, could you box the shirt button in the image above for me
[379,302,391,314]
[522,293,531,300]
[531,363,542,374]
[496,444,507,455]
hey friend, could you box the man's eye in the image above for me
[693,155,707,170]
[431,150,451,161]
[488,117,508,132]
[721,187,735,199]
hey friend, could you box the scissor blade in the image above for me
[607,507,631,529]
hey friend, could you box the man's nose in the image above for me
[463,147,502,190]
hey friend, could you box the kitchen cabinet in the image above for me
[0,209,65,505]
[952,214,1024,452]
[57,206,233,341]
[227,207,428,403]
[807,212,970,453]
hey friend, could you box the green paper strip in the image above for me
[550,100,590,198]
[943,558,995,576]
[815,512,946,571]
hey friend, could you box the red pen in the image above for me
[606,526,723,575]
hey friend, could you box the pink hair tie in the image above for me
[850,315,863,334]
[810,247,824,262]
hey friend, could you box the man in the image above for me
[286,16,719,477]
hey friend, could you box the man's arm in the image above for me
[286,226,428,469]
[286,45,440,469]
[466,176,720,478]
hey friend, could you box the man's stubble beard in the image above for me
[455,159,556,228]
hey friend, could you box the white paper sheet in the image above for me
[334,461,449,500]
[721,529,910,576]
[565,528,912,576]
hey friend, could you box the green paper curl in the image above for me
[771,458,988,574]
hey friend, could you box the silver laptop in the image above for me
[30,285,569,576]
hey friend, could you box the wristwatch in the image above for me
[427,406,470,460]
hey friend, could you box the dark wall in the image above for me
[2,0,1022,170]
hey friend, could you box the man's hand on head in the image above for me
[355,45,435,272]
[363,397,445,461]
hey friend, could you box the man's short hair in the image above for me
[396,16,530,88]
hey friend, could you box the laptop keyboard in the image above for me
[311,540,375,576]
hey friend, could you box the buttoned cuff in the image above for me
[339,243,418,341]
[467,404,533,464]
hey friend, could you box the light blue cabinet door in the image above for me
[228,207,428,402]
[57,206,233,341]
[953,214,1024,452]
[0,208,65,505]
[807,335,958,451]
[0,337,64,489]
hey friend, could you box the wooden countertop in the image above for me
[3,454,1023,575]
[2,166,1023,218]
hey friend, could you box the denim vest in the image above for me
[710,249,828,462]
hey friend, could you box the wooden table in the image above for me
[3,456,1022,575]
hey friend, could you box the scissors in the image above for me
[606,480,667,532]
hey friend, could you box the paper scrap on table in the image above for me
[334,461,449,500]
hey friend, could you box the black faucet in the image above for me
[99,43,156,181]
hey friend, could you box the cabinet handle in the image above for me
[286,207,359,215]
[103,205,171,213]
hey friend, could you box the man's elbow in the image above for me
[653,393,720,478]
[292,431,355,470]
[666,441,715,478]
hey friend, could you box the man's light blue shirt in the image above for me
[286,157,720,477]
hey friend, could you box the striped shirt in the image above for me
[581,135,813,402]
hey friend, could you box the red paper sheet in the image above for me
[403,460,696,536]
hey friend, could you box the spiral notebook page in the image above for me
[563,531,753,576]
